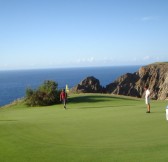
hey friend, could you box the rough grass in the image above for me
[0,94,168,162]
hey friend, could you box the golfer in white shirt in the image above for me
[144,85,151,113]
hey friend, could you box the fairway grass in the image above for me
[0,94,168,162]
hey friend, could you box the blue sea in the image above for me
[0,66,141,107]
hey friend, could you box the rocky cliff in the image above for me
[70,62,168,100]
[70,76,103,93]
[106,62,168,100]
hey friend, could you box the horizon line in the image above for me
[0,64,144,72]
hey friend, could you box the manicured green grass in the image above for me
[0,94,168,162]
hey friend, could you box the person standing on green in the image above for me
[60,89,67,109]
[144,85,151,113]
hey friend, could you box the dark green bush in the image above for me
[25,80,61,106]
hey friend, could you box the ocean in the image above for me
[0,66,141,107]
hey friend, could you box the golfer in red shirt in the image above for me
[60,89,67,109]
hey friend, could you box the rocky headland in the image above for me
[70,62,168,100]
[70,76,103,93]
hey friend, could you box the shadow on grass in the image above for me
[78,104,136,109]
[0,120,18,122]
[78,106,121,109]
[69,94,138,104]
[149,111,165,114]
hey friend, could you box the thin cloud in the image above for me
[143,56,150,60]
[87,57,94,63]
[76,57,95,64]
[141,16,159,21]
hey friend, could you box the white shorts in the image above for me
[145,98,150,104]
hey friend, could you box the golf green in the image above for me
[0,94,168,162]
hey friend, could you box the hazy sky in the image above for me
[1,0,168,70]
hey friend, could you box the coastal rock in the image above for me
[70,76,103,93]
[106,72,140,97]
[70,62,168,100]
[106,62,168,100]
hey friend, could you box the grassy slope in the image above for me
[0,94,168,162]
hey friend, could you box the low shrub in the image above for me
[25,80,61,106]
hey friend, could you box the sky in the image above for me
[0,0,168,70]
